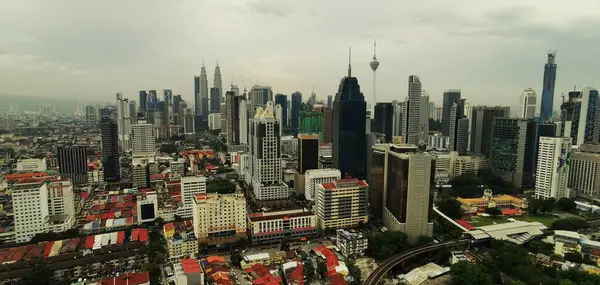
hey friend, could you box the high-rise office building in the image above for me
[173,95,182,115]
[274,94,288,127]
[369,145,387,221]
[470,106,510,155]
[116,93,132,151]
[101,113,120,182]
[248,102,288,200]
[489,118,536,188]
[448,99,468,154]
[420,94,429,143]
[179,176,207,218]
[332,54,367,180]
[392,102,404,137]
[177,101,187,126]
[57,146,88,185]
[274,104,283,137]
[569,144,600,199]
[327,95,333,108]
[561,88,600,147]
[291,92,302,136]
[239,97,248,145]
[85,105,100,124]
[298,111,323,142]
[315,178,369,229]
[405,75,422,145]
[132,164,149,189]
[304,168,341,201]
[372,103,394,142]
[535,137,572,200]
[194,75,201,115]
[298,134,319,173]
[184,108,195,134]
[533,122,557,170]
[541,51,557,121]
[213,63,222,102]
[250,86,273,110]
[442,90,461,136]
[200,64,209,117]
[147,90,158,111]
[129,100,137,123]
[131,121,155,156]
[139,90,147,112]
[321,106,333,143]
[520,88,537,119]
[209,87,220,113]
[382,149,434,243]
[226,91,242,145]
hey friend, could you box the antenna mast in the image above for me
[347,47,352,77]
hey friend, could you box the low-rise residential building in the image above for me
[552,230,600,266]
[170,160,185,177]
[336,229,368,258]
[164,220,198,262]
[100,272,150,285]
[16,158,47,172]
[247,208,317,245]
[173,258,204,285]
[315,178,369,229]
[192,193,246,245]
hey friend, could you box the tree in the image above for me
[450,262,493,285]
[528,199,545,215]
[207,178,236,194]
[438,198,463,219]
[317,260,328,278]
[159,144,178,154]
[541,198,557,213]
[557,198,577,212]
[19,265,53,285]
[304,260,316,282]
[415,235,434,247]
[367,231,411,260]
[280,241,291,251]
[484,207,502,217]
[558,280,576,285]
[564,252,583,263]
[551,218,589,231]
[509,282,526,285]
[347,261,362,285]
[230,252,243,267]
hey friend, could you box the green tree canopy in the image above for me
[551,218,589,231]
[159,144,178,154]
[557,198,577,212]
[367,231,411,260]
[438,198,463,219]
[450,262,493,285]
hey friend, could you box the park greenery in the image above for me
[447,169,519,198]
[437,198,463,219]
[551,218,589,231]
[450,240,600,285]
[159,143,178,154]
[207,178,236,194]
[366,231,439,261]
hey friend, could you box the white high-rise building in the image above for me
[535,137,572,199]
[200,64,209,117]
[192,193,246,242]
[208,113,221,130]
[406,75,422,145]
[392,102,403,137]
[116,93,132,151]
[213,63,222,101]
[178,176,207,218]
[304,168,341,201]
[12,178,75,243]
[248,102,289,200]
[131,121,155,156]
[274,104,283,137]
[520,88,537,119]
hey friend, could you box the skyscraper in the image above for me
[116,93,132,151]
[332,49,367,179]
[147,90,158,111]
[291,91,302,136]
[200,64,209,117]
[101,112,120,182]
[405,75,422,145]
[534,122,557,170]
[249,102,288,200]
[57,146,88,185]
[139,90,147,112]
[541,51,557,121]
[327,95,333,108]
[372,103,394,142]
[298,111,323,142]
[383,148,434,243]
[173,95,182,114]
[442,90,461,136]
[210,87,221,113]
[520,88,537,119]
[250,86,273,110]
[470,106,510,155]
[129,101,137,124]
[420,94,429,143]
[131,121,155,156]
[194,75,200,115]
[321,106,333,143]
[226,91,242,145]
[448,99,468,154]
[298,134,319,173]
[569,144,600,199]
[562,88,600,147]
[535,137,572,199]
[489,118,536,188]
[213,62,222,103]
[274,94,288,127]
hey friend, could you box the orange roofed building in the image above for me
[456,189,526,214]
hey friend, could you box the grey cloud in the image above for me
[247,0,293,17]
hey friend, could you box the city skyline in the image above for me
[1,1,600,109]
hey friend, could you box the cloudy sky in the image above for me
[1,0,600,109]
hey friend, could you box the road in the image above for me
[362,239,472,285]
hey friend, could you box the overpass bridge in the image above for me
[363,239,474,285]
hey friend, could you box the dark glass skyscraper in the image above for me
[442,90,461,136]
[372,102,394,142]
[57,145,88,185]
[210,87,220,113]
[274,94,288,127]
[291,92,302,136]
[139,90,147,112]
[332,64,367,180]
[194,75,200,115]
[327,95,333,108]
[100,112,120,182]
[541,52,557,121]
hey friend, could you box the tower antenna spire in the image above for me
[348,46,352,77]
[373,40,377,59]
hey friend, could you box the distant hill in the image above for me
[0,94,107,114]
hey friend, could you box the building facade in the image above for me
[489,118,536,188]
[535,137,572,199]
[336,229,368,258]
[315,178,369,229]
[569,144,600,199]
[304,168,341,201]
[442,90,461,136]
[131,122,155,156]
[192,193,247,244]
[247,209,317,245]
[520,88,537,119]
[178,176,207,218]
[541,52,557,121]
[470,106,510,155]
[57,146,88,185]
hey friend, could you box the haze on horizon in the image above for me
[1,0,600,108]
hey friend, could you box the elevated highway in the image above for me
[363,239,472,285]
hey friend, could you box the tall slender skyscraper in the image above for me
[405,75,422,145]
[541,51,557,121]
[372,103,394,142]
[139,90,147,112]
[327,95,333,108]
[213,62,222,102]
[442,90,461,136]
[194,75,200,115]
[200,64,209,117]
[332,48,367,179]
[420,93,429,143]
[210,87,221,113]
[116,93,132,151]
[101,112,120,182]
[369,40,380,113]
[520,88,537,119]
[274,94,288,127]
[291,92,302,136]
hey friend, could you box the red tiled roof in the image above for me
[455,219,474,230]
[181,258,201,274]
[4,172,49,180]
[501,208,521,216]
[100,272,150,285]
[206,256,226,264]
